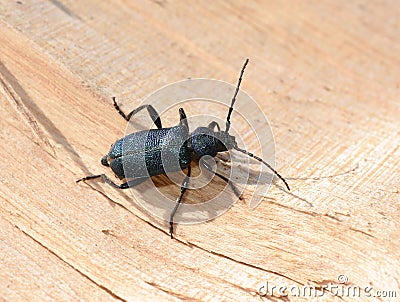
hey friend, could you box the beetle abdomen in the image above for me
[107,126,191,179]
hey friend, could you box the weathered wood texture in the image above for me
[1,1,399,301]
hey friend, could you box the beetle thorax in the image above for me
[190,127,237,158]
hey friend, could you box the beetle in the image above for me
[77,59,290,238]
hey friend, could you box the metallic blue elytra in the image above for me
[103,126,191,179]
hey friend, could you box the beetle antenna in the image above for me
[233,145,290,191]
[225,58,249,133]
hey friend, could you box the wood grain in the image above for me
[1,1,399,301]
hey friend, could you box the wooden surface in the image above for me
[1,1,399,301]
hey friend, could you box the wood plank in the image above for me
[1,1,399,301]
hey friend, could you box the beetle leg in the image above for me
[200,159,243,200]
[76,174,147,189]
[169,165,191,239]
[208,121,221,132]
[178,108,189,131]
[76,174,103,182]
[112,97,162,129]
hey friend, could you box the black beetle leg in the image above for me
[76,174,103,182]
[76,174,147,189]
[112,97,162,129]
[200,159,243,200]
[169,165,191,239]
[178,108,189,131]
[208,121,221,132]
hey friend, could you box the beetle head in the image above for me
[214,130,237,152]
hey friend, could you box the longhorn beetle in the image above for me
[77,59,290,238]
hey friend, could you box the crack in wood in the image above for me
[145,280,201,301]
[0,60,56,158]
[13,224,127,302]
